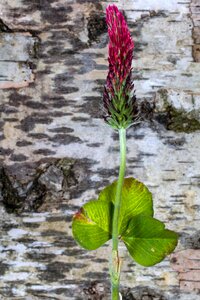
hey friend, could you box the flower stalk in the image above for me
[110,128,126,299]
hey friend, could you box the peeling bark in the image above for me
[0,32,37,89]
[190,0,200,62]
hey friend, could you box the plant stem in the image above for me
[110,128,126,300]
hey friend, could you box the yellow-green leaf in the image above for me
[98,178,153,234]
[122,215,178,267]
[72,200,112,250]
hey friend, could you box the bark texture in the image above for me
[0,0,200,299]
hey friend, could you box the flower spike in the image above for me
[103,5,138,129]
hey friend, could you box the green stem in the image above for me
[110,128,126,300]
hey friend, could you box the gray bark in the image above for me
[0,0,200,299]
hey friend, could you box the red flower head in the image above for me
[103,5,138,129]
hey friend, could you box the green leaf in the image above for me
[72,200,112,250]
[98,178,153,234]
[122,215,178,267]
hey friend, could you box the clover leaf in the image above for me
[122,215,178,266]
[98,178,153,234]
[72,200,112,250]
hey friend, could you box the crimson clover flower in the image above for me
[103,5,138,129]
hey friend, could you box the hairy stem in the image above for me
[110,128,126,300]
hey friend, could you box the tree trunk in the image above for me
[0,0,199,299]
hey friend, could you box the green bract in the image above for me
[72,178,178,266]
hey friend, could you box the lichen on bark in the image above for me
[155,89,200,133]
